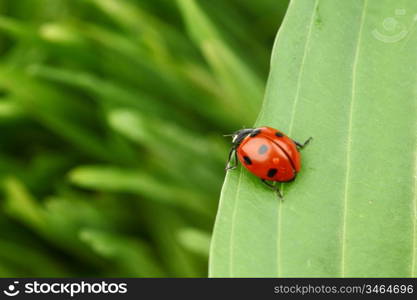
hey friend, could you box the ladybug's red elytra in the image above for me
[225,126,312,198]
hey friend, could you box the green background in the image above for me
[0,0,289,277]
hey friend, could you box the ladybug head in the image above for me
[224,128,257,171]
[229,128,255,147]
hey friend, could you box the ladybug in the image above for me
[225,126,312,198]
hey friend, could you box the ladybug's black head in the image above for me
[230,128,256,147]
[224,128,258,171]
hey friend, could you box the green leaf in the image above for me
[0,16,37,39]
[140,203,202,277]
[176,0,264,124]
[210,0,417,277]
[3,177,47,231]
[0,99,22,119]
[69,165,212,215]
[80,229,166,277]
[107,109,225,197]
[177,228,211,257]
[0,70,115,162]
[28,65,168,116]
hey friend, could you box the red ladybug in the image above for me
[225,126,311,198]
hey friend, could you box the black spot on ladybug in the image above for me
[267,168,278,178]
[275,131,284,137]
[250,129,261,137]
[258,144,268,155]
[243,156,252,165]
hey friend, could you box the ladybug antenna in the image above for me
[223,133,235,137]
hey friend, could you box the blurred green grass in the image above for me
[0,0,289,277]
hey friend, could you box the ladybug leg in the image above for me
[293,137,313,150]
[225,148,238,170]
[261,179,283,199]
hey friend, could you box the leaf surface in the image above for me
[210,0,417,277]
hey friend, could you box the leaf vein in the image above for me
[277,0,319,277]
[340,0,368,277]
